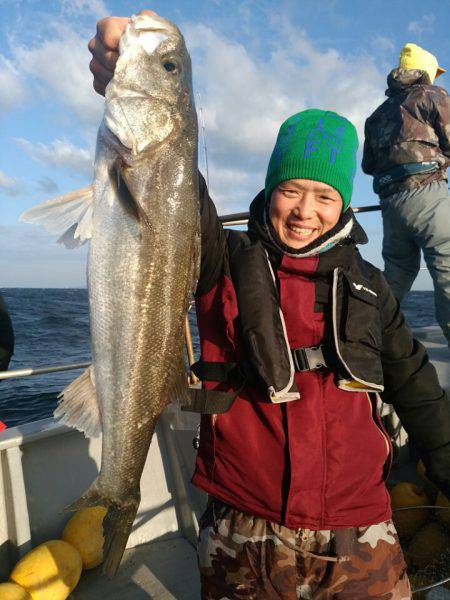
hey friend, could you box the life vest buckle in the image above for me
[292,345,327,372]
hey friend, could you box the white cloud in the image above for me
[206,163,264,213]
[186,22,385,205]
[16,138,93,179]
[38,177,60,194]
[371,35,396,54]
[0,170,23,197]
[13,24,103,128]
[4,10,386,218]
[0,55,26,110]
[61,0,110,20]
[408,14,435,36]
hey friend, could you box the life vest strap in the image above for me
[181,387,238,414]
[192,345,328,386]
[191,360,239,383]
[291,345,327,372]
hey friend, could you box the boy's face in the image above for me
[269,178,343,250]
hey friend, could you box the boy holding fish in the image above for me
[88,13,450,599]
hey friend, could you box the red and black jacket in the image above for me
[191,175,450,527]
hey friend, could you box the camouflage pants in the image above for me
[198,499,411,599]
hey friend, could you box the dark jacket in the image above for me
[192,176,450,525]
[0,293,13,372]
[362,68,450,197]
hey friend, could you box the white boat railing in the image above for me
[0,362,91,381]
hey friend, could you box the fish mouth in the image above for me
[106,86,151,102]
[131,13,180,37]
[106,81,174,107]
[119,14,179,58]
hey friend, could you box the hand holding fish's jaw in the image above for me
[89,10,157,96]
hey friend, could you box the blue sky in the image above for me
[0,0,448,287]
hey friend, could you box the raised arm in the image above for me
[196,174,227,296]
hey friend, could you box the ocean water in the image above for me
[0,288,436,428]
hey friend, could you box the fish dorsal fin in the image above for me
[20,186,94,248]
[54,366,102,437]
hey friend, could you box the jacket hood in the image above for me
[247,189,368,260]
[386,68,432,96]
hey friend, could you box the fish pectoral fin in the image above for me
[112,160,152,228]
[54,366,102,437]
[179,387,237,414]
[20,186,94,248]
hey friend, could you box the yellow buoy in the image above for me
[408,522,450,570]
[61,506,107,569]
[435,491,450,526]
[0,582,31,599]
[9,540,82,600]
[390,482,429,538]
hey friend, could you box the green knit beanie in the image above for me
[265,109,359,211]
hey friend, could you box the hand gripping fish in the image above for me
[21,14,234,577]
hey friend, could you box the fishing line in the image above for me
[197,92,210,189]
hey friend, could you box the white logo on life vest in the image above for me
[353,282,377,297]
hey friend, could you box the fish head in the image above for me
[104,14,195,159]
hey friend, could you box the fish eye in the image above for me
[163,61,178,73]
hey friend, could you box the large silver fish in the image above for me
[21,14,231,577]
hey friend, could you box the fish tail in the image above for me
[66,481,139,576]
[102,500,139,578]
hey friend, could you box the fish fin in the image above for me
[102,500,139,578]
[66,483,139,576]
[64,481,107,512]
[20,186,94,248]
[54,367,102,437]
[112,160,152,228]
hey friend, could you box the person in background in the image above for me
[88,17,450,598]
[0,293,14,431]
[362,43,450,347]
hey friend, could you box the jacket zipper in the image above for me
[365,393,390,460]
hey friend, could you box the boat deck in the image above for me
[74,537,199,599]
